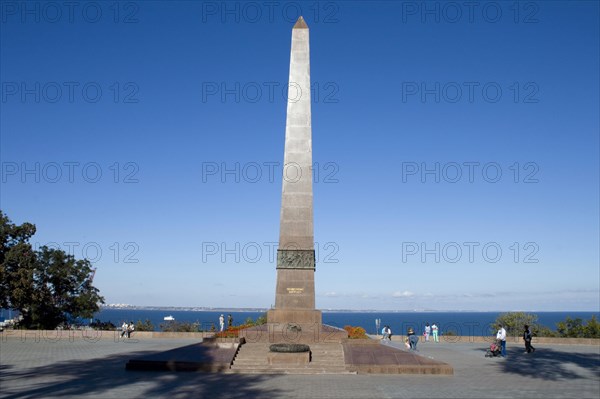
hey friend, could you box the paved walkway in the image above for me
[1,335,598,398]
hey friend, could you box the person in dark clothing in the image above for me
[523,324,535,353]
[407,327,419,350]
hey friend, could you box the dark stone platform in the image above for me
[125,336,453,375]
[342,340,454,375]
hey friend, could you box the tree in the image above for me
[494,312,539,337]
[556,316,600,338]
[90,319,116,330]
[160,321,198,332]
[584,315,600,338]
[0,211,37,310]
[135,319,155,332]
[0,211,104,329]
[535,324,558,337]
[255,313,267,325]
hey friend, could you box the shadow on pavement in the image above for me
[474,346,600,381]
[0,347,283,398]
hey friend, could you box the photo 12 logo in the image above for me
[201,161,339,184]
[400,1,540,24]
[1,81,140,104]
[1,1,140,24]
[201,241,339,264]
[33,241,140,264]
[201,81,339,104]
[401,162,539,183]
[1,162,140,184]
[401,81,539,104]
[401,241,540,264]
[200,1,340,24]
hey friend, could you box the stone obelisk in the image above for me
[267,16,322,327]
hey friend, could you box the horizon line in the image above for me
[99,305,600,313]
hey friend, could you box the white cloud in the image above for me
[392,290,415,298]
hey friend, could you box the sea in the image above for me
[94,309,599,336]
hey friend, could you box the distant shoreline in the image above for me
[100,306,600,313]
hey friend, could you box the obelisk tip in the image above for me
[293,16,308,29]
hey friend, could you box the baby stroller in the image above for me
[485,340,502,357]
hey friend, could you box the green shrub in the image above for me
[160,321,199,332]
[135,319,154,332]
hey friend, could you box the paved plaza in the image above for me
[1,334,598,398]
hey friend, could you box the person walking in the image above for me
[432,323,439,342]
[424,323,431,342]
[120,321,128,338]
[127,321,135,338]
[227,314,233,329]
[496,325,507,357]
[219,314,225,332]
[386,326,393,341]
[523,324,535,353]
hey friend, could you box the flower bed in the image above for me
[214,323,254,338]
[344,325,368,339]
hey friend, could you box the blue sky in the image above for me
[1,1,598,311]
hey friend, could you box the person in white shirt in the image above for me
[431,323,439,342]
[120,322,128,338]
[424,323,431,341]
[219,314,225,332]
[496,325,507,357]
[381,325,389,340]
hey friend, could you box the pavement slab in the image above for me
[1,334,598,398]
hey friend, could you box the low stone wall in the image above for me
[373,334,600,346]
[3,329,598,346]
[0,329,215,342]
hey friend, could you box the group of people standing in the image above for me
[423,323,439,342]
[379,322,440,351]
[494,324,536,357]
[218,314,234,331]
[379,323,536,356]
[120,321,135,339]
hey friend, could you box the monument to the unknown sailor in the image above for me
[127,18,452,374]
[266,16,323,329]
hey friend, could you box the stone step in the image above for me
[228,369,356,375]
[233,362,346,367]
[231,342,348,375]
[230,366,352,372]
[236,353,344,362]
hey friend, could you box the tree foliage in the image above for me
[556,315,600,338]
[0,211,104,329]
[135,318,155,332]
[494,312,539,336]
[495,312,600,338]
[160,320,199,332]
[90,319,117,331]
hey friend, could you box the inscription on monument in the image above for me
[286,288,304,294]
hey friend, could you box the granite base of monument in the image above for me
[267,308,322,324]
[239,323,348,344]
[267,351,311,365]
